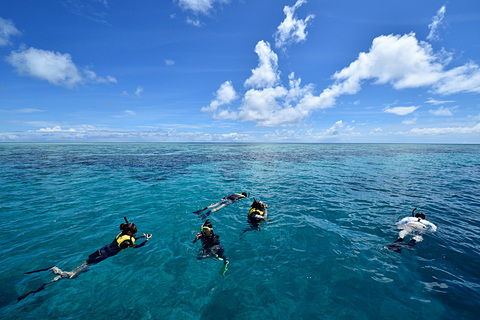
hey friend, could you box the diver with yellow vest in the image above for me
[18,218,152,301]
[248,198,268,222]
[194,192,248,219]
[193,219,229,276]
[242,198,268,235]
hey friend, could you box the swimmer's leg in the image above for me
[199,210,212,220]
[387,238,404,253]
[51,261,89,280]
[193,201,224,214]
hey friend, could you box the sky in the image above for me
[1,0,480,143]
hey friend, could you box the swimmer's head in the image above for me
[120,222,137,235]
[201,220,213,236]
[242,192,248,197]
[414,212,426,220]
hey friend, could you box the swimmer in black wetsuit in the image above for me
[194,192,248,219]
[242,198,268,234]
[193,219,228,275]
[18,218,152,301]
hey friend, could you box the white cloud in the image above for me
[6,47,116,87]
[7,47,82,87]
[333,33,444,91]
[177,0,229,15]
[332,33,480,96]
[165,59,175,66]
[383,106,419,116]
[204,31,480,128]
[406,123,480,135]
[429,106,453,116]
[38,126,76,132]
[274,0,315,50]
[186,17,202,27]
[434,62,480,94]
[0,108,44,113]
[125,110,136,116]
[135,86,144,97]
[402,117,417,125]
[426,97,454,105]
[202,81,237,113]
[244,41,280,89]
[0,17,21,46]
[427,5,446,41]
[204,41,338,127]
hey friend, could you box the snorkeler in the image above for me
[194,192,248,219]
[387,208,437,253]
[242,198,268,234]
[193,219,228,276]
[18,218,152,301]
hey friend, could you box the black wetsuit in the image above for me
[223,193,246,202]
[86,234,147,265]
[194,233,226,261]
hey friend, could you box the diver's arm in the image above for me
[133,234,152,248]
[423,220,437,232]
[250,213,266,220]
[397,217,413,226]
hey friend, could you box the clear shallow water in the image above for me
[0,143,479,320]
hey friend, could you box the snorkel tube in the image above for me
[411,208,417,217]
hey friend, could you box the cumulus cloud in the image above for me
[204,40,345,127]
[332,33,480,96]
[204,25,480,127]
[274,0,315,50]
[6,47,116,87]
[244,41,280,89]
[0,17,21,46]
[176,0,229,15]
[383,106,419,116]
[427,5,446,41]
[202,81,237,113]
[333,34,444,92]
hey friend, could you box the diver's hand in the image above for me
[194,233,201,242]
[145,234,152,240]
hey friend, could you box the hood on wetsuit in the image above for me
[120,222,137,235]
[411,208,426,220]
[201,219,213,237]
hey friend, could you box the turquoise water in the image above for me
[0,143,479,319]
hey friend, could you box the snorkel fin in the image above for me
[219,259,229,276]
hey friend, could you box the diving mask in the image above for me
[201,226,212,234]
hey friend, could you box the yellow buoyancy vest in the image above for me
[248,207,264,217]
[115,233,136,247]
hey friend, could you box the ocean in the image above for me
[0,143,479,319]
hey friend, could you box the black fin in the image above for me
[17,283,49,302]
[24,266,55,274]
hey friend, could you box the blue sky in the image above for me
[1,0,479,143]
